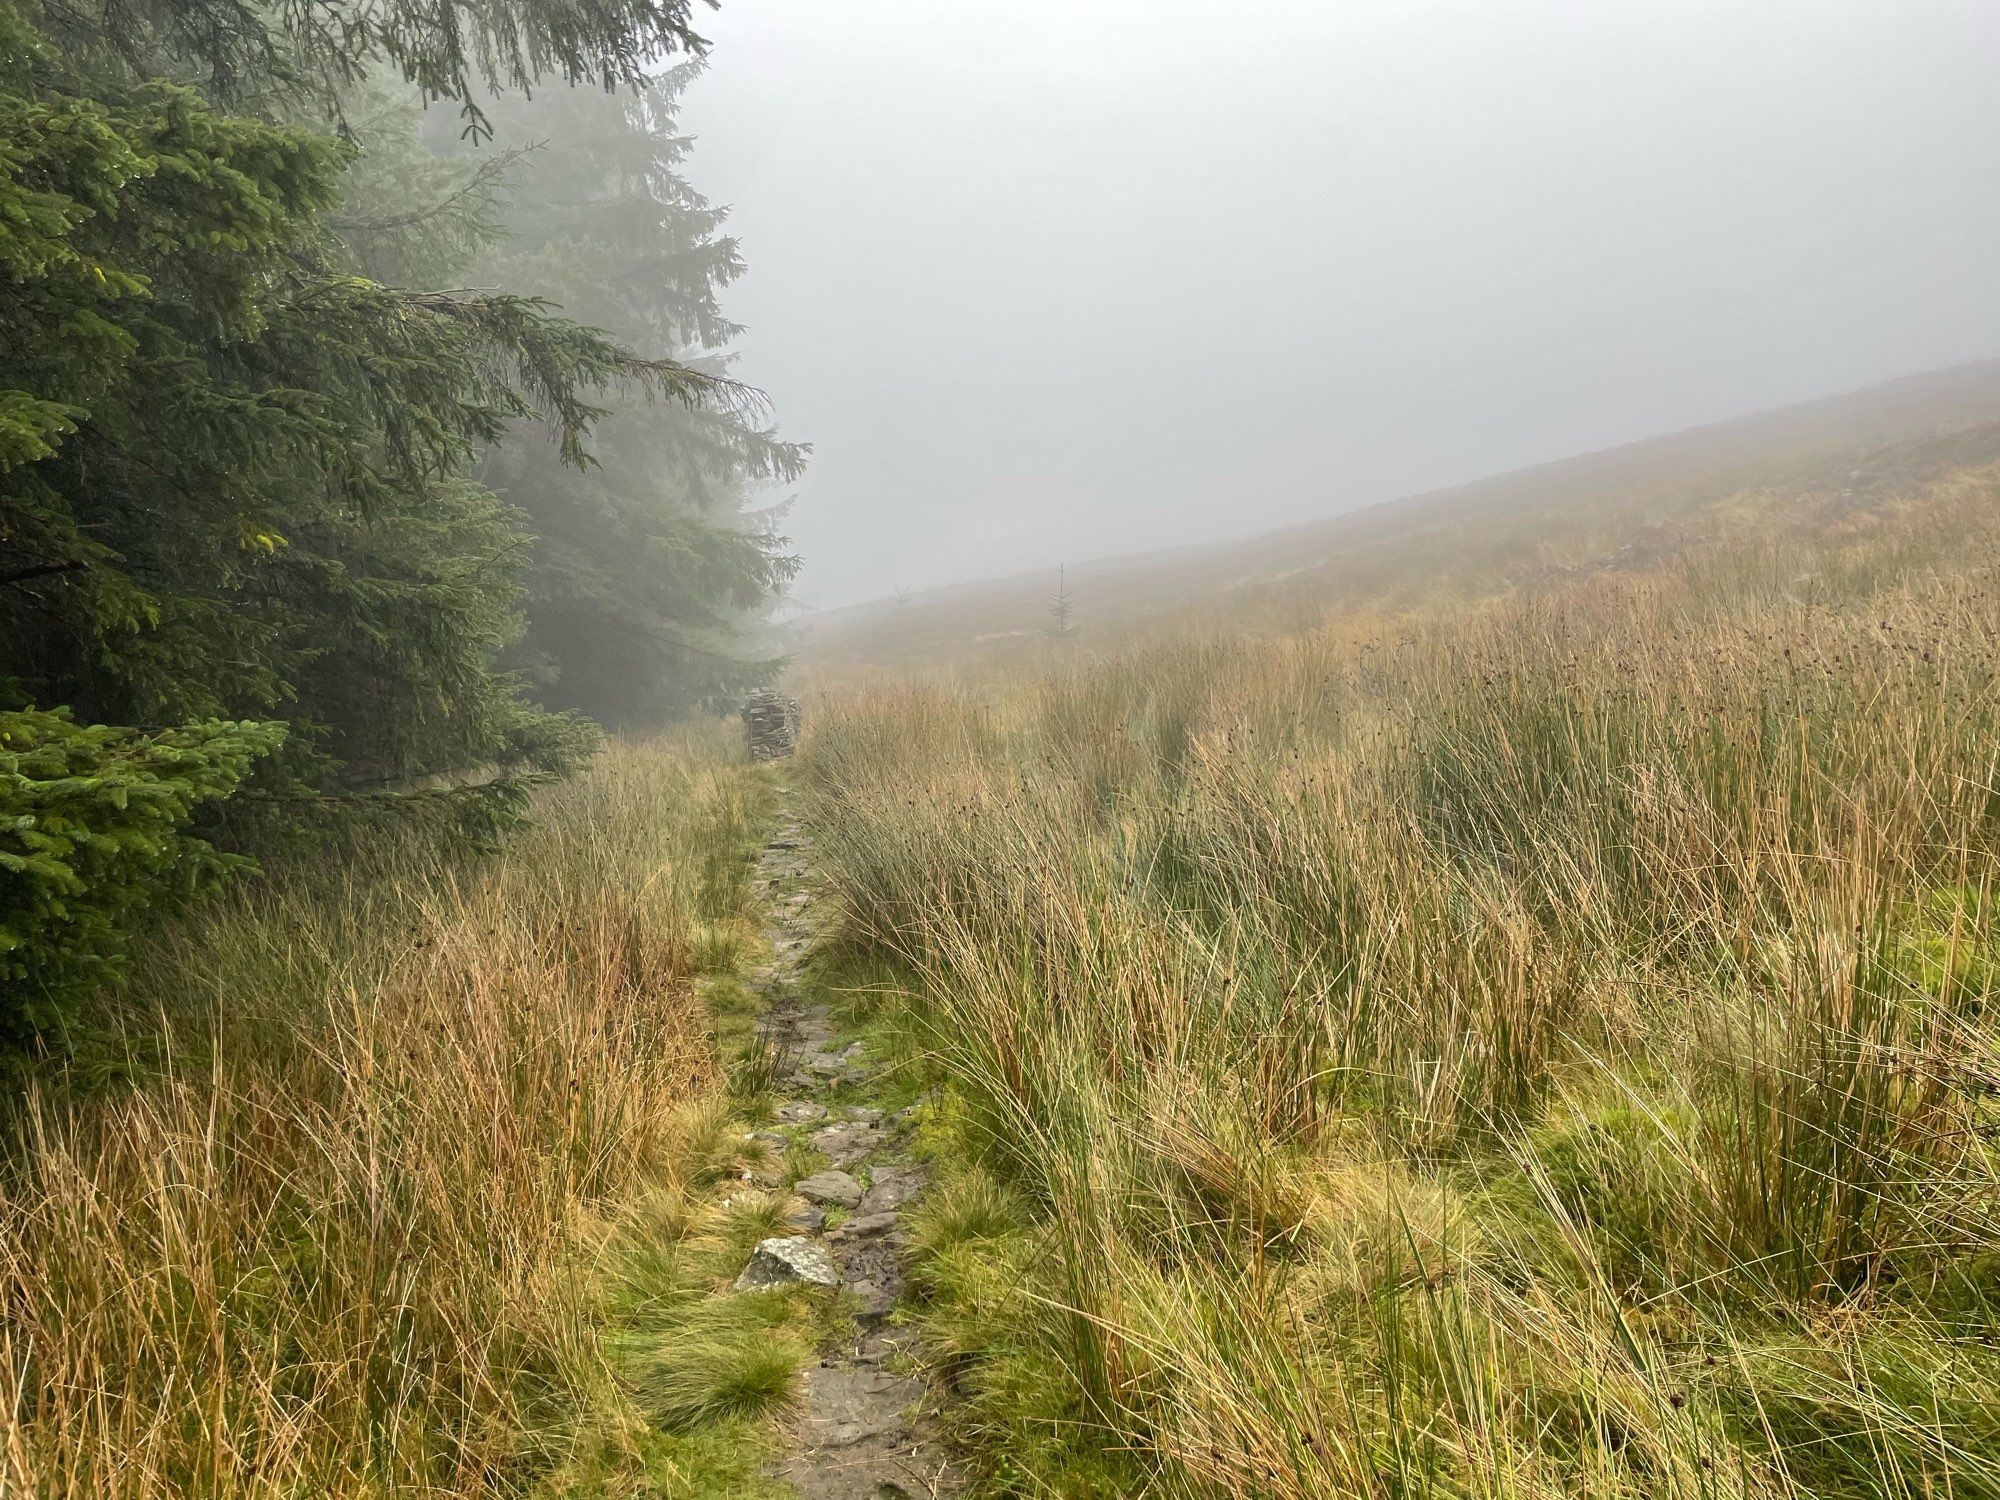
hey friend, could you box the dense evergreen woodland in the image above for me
[0,0,800,1041]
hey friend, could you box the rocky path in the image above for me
[739,802,963,1500]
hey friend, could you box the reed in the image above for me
[802,470,2000,1496]
[0,732,779,1497]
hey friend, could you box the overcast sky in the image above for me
[682,0,2000,611]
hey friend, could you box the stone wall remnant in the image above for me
[742,687,800,761]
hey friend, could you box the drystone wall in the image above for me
[743,688,801,761]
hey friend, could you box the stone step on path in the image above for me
[739,813,963,1500]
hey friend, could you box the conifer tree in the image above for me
[0,0,731,1036]
[462,65,806,727]
[0,6,694,782]
[1048,565,1076,638]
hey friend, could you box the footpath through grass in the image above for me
[0,733,830,1497]
[797,471,2000,1498]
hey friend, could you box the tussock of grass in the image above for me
[800,472,2000,1497]
[707,1191,796,1263]
[628,1302,806,1431]
[906,1164,1025,1251]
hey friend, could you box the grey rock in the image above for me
[778,1365,959,1499]
[785,1204,828,1234]
[829,1211,902,1242]
[778,1100,829,1123]
[858,1166,924,1216]
[733,1235,840,1292]
[851,1330,897,1367]
[789,1366,923,1450]
[810,1122,878,1167]
[831,1239,904,1301]
[796,1169,865,1208]
[849,1279,897,1324]
[837,1048,875,1078]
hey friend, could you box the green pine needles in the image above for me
[0,707,285,1040]
[0,0,797,1044]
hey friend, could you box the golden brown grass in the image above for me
[800,468,2000,1496]
[0,732,776,1497]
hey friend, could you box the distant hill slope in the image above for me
[792,359,2000,672]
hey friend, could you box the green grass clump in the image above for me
[904,1162,1148,1496]
[629,1303,807,1431]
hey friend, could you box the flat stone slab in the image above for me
[795,1169,865,1208]
[810,1122,879,1166]
[829,1211,902,1242]
[734,1236,840,1292]
[858,1165,924,1216]
[779,1366,957,1500]
[848,1279,897,1325]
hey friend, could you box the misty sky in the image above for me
[683,1,2000,611]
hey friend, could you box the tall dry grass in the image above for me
[0,733,765,1497]
[802,472,2000,1496]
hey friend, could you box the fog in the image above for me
[684,0,2000,611]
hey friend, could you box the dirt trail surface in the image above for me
[747,798,964,1500]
